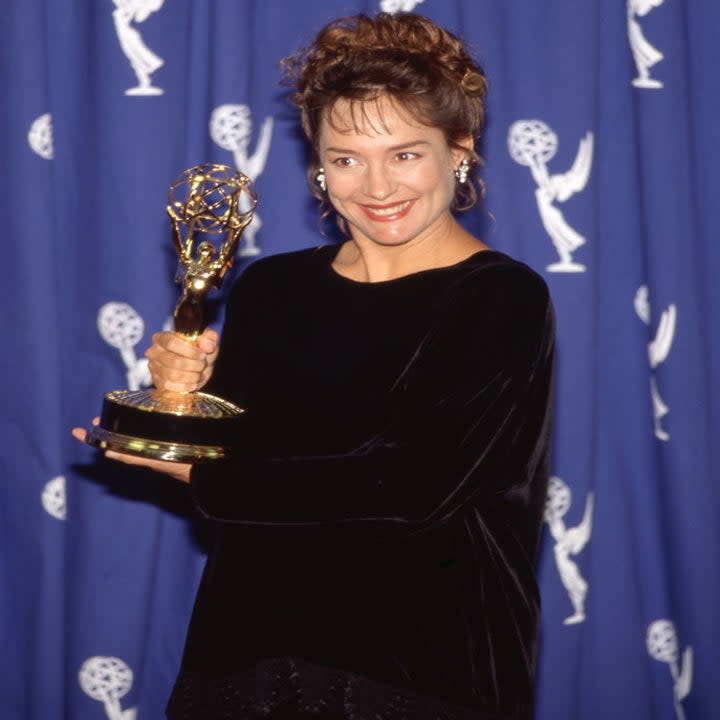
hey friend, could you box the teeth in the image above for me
[366,201,410,217]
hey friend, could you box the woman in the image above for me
[76,12,554,720]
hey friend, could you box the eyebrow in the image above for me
[324,140,431,154]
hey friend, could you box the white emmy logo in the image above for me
[628,0,665,89]
[79,656,137,720]
[544,476,594,625]
[380,0,425,11]
[41,475,66,521]
[112,0,165,96]
[28,113,54,159]
[634,285,676,441]
[97,302,152,391]
[647,620,693,720]
[209,104,273,257]
[508,120,593,273]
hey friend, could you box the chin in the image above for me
[364,233,418,247]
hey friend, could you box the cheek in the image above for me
[418,165,455,206]
[411,159,453,191]
[326,172,358,201]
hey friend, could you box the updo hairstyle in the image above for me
[282,12,488,214]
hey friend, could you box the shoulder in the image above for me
[449,251,552,317]
[227,245,334,298]
[465,250,548,293]
[436,251,555,362]
[238,245,332,280]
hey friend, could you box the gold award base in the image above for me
[86,389,245,463]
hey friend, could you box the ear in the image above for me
[451,136,475,166]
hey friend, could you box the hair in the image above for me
[281,12,489,221]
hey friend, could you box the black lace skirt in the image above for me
[166,657,515,720]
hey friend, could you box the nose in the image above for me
[363,162,395,200]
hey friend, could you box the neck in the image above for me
[334,219,487,283]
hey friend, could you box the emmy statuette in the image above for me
[86,163,256,462]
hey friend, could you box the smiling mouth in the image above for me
[361,200,414,220]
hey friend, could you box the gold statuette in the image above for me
[86,163,256,462]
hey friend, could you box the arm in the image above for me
[192,265,555,532]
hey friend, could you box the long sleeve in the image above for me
[170,249,553,720]
[190,259,555,533]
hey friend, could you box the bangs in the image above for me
[323,94,432,138]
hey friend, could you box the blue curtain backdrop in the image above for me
[2,1,718,718]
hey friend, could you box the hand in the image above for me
[72,419,192,484]
[145,328,219,393]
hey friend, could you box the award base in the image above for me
[86,389,245,463]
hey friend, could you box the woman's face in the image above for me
[318,96,468,249]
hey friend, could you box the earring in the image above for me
[315,167,327,192]
[454,158,470,184]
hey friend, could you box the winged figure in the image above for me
[545,480,594,625]
[532,133,594,272]
[648,304,677,369]
[628,0,665,88]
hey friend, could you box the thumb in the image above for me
[196,327,219,354]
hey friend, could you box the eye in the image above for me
[396,151,420,162]
[330,157,356,168]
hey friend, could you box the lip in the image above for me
[359,199,415,222]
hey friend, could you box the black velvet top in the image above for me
[166,245,555,720]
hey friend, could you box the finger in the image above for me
[144,351,202,372]
[72,417,101,443]
[150,332,207,361]
[104,451,191,482]
[71,427,88,443]
[147,359,206,382]
[206,345,219,365]
[154,380,199,393]
[197,328,219,354]
[106,450,143,465]
[200,366,214,386]
[105,450,166,467]
[146,347,208,374]
[146,364,205,393]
